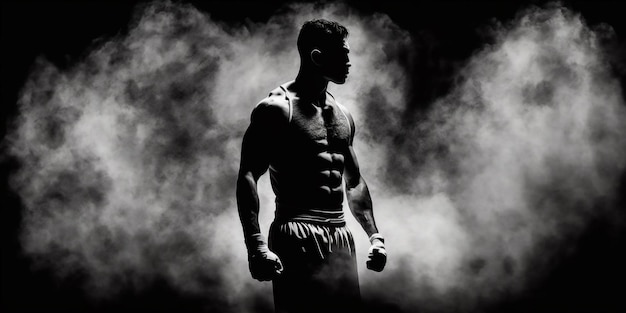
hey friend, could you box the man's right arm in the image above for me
[236,98,287,281]
[236,110,269,242]
[237,98,287,241]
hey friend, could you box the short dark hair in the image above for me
[297,19,348,59]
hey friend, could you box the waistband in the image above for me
[274,207,346,226]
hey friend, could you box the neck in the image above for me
[294,66,328,105]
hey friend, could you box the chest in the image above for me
[288,100,351,152]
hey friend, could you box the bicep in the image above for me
[238,100,287,180]
[238,105,276,180]
[342,107,360,188]
[343,144,362,189]
[239,125,269,180]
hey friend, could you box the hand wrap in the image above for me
[366,233,387,272]
[246,233,283,281]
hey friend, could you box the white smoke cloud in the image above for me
[6,1,626,313]
[354,4,626,312]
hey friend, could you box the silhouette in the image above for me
[237,19,387,313]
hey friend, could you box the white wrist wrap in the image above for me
[369,233,385,244]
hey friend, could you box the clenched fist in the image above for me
[366,233,386,272]
[246,233,283,281]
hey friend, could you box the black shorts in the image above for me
[269,221,362,313]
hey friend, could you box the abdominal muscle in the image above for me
[270,147,346,211]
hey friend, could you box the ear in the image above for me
[310,49,322,66]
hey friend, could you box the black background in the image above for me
[2,0,625,312]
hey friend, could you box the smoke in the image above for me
[354,3,626,312]
[5,1,626,313]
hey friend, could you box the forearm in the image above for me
[236,172,283,280]
[346,177,379,237]
[236,172,262,247]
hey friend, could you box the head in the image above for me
[297,19,351,84]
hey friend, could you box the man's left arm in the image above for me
[342,110,387,272]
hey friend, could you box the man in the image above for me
[236,19,386,313]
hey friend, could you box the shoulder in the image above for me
[335,101,353,120]
[328,92,356,143]
[251,86,290,124]
[329,94,355,127]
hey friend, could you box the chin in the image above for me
[331,76,348,84]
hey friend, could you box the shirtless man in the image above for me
[236,19,387,313]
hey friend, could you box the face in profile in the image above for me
[318,40,351,84]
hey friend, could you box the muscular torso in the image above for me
[265,83,352,214]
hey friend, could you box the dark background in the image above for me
[2,0,625,312]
